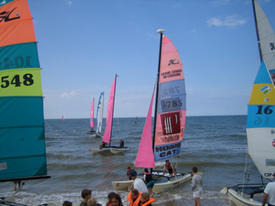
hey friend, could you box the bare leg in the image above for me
[194,198,201,206]
[148,187,154,197]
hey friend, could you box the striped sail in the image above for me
[96,92,104,134]
[90,98,94,131]
[0,0,48,181]
[253,0,275,85]
[247,62,275,179]
[154,36,186,161]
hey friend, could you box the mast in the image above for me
[152,29,165,154]
[110,74,118,146]
[252,0,263,62]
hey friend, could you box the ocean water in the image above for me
[0,115,263,206]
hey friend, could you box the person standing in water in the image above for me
[262,173,275,206]
[191,166,203,206]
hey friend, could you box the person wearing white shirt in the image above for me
[129,169,148,193]
[262,173,275,206]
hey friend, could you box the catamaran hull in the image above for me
[112,173,191,193]
[222,188,265,206]
[90,148,111,155]
[95,132,103,138]
[152,173,191,193]
[112,180,134,191]
[91,147,129,155]
[110,147,130,154]
[87,130,96,135]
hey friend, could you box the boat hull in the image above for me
[91,147,129,155]
[221,187,266,206]
[152,173,191,193]
[95,132,103,138]
[112,180,134,191]
[112,173,191,193]
[110,147,130,154]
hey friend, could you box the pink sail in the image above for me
[90,98,94,130]
[62,115,64,121]
[135,86,156,168]
[103,75,117,143]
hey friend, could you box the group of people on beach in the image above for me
[62,163,204,206]
[126,163,203,206]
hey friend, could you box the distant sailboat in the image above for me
[91,75,129,154]
[87,98,96,134]
[95,92,104,138]
[62,115,64,121]
[112,30,191,192]
[221,0,275,205]
[0,0,50,195]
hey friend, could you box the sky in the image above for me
[27,0,275,119]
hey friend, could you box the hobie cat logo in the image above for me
[0,7,20,23]
[168,58,180,66]
[272,139,275,147]
[260,85,271,95]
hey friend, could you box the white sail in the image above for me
[254,0,275,79]
[96,92,104,134]
[247,61,275,179]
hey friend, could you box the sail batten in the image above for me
[0,0,48,181]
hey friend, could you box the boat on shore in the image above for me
[221,0,275,205]
[112,29,191,193]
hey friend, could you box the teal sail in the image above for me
[0,0,49,182]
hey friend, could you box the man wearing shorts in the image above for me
[191,166,203,206]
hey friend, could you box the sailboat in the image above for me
[95,92,104,138]
[87,98,96,134]
[112,29,191,193]
[91,75,129,155]
[62,115,64,121]
[0,0,50,196]
[221,0,275,205]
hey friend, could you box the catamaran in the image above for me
[112,29,191,193]
[91,75,129,155]
[95,92,104,138]
[0,0,50,200]
[221,0,275,205]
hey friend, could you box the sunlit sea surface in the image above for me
[0,116,263,206]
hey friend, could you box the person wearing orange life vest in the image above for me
[127,189,141,206]
[138,192,155,206]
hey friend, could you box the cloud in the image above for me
[65,0,73,7]
[60,90,77,99]
[206,15,246,28]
